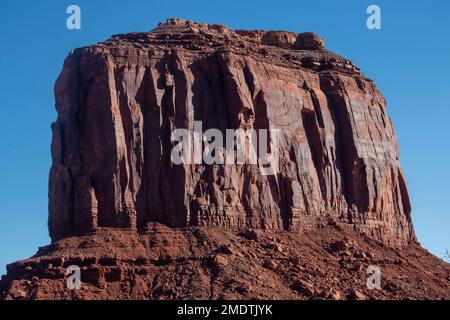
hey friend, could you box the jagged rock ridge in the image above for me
[49,18,413,246]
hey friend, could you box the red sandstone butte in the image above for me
[1,19,449,300]
[49,18,412,245]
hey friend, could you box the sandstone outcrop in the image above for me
[1,225,449,300]
[1,18,436,301]
[48,18,413,246]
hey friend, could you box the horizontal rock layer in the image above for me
[2,225,449,300]
[49,18,414,245]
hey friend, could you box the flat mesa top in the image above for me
[84,18,360,76]
[112,17,326,50]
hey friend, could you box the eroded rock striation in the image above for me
[49,18,413,246]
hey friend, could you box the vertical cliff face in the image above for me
[49,18,414,245]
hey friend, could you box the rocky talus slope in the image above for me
[1,18,448,300]
[1,224,449,300]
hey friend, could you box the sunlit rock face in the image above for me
[49,18,414,246]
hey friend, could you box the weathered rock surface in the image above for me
[1,225,449,300]
[48,18,413,246]
[1,19,435,301]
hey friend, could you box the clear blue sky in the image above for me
[1,0,449,274]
